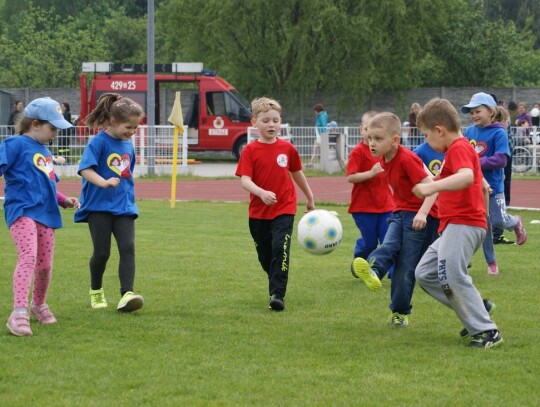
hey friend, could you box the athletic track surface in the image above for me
[4,177,537,210]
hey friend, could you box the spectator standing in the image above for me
[7,101,24,131]
[308,103,328,166]
[507,101,519,129]
[530,102,540,127]
[407,102,421,148]
[57,102,73,160]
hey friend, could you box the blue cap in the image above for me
[460,93,497,113]
[23,97,73,129]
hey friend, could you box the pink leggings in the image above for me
[9,217,55,309]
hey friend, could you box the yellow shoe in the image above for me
[89,288,108,309]
[352,258,382,291]
[117,291,144,313]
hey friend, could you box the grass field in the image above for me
[0,200,538,406]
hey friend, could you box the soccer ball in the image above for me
[297,210,343,255]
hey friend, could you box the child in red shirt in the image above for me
[236,97,315,311]
[414,98,502,348]
[352,112,439,327]
[347,111,395,276]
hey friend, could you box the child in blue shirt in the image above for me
[75,93,145,312]
[462,93,527,275]
[1,98,79,336]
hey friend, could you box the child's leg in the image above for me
[367,213,403,278]
[249,218,273,275]
[490,192,519,230]
[88,212,113,290]
[481,216,496,265]
[267,215,294,298]
[352,213,380,259]
[112,216,136,296]
[390,211,427,315]
[438,225,497,335]
[415,238,447,304]
[375,212,392,246]
[31,223,55,306]
[9,217,39,309]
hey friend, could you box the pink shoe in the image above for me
[514,216,527,245]
[487,262,499,276]
[6,310,33,337]
[30,303,57,324]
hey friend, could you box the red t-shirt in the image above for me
[347,142,395,213]
[235,138,302,219]
[437,137,487,233]
[381,145,438,217]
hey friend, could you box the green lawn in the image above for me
[0,201,538,406]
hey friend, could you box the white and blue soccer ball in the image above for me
[297,210,343,255]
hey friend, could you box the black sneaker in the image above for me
[460,299,496,338]
[493,235,515,245]
[469,330,503,348]
[269,294,285,311]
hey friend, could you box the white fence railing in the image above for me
[0,125,538,176]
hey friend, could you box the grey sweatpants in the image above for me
[415,224,497,336]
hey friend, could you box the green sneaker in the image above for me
[352,258,382,291]
[89,288,108,309]
[117,291,144,313]
[389,312,409,327]
[469,330,503,348]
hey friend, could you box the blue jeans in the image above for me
[367,211,439,315]
[351,212,392,259]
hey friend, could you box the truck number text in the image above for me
[110,81,137,91]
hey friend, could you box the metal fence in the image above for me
[0,125,538,176]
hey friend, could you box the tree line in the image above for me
[0,0,539,108]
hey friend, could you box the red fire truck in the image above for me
[79,62,252,158]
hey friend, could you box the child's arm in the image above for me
[346,162,384,184]
[240,175,277,206]
[56,191,81,209]
[412,176,438,230]
[80,168,120,189]
[413,168,474,198]
[480,153,507,170]
[291,170,315,212]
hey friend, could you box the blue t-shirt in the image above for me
[74,131,138,222]
[464,124,510,195]
[414,142,445,175]
[0,136,63,228]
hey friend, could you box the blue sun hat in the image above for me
[23,97,73,129]
[460,92,497,114]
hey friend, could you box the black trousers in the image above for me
[88,213,136,296]
[249,214,294,298]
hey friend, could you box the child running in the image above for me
[346,111,395,276]
[1,97,80,336]
[462,92,527,275]
[352,112,439,327]
[414,98,503,348]
[75,93,145,312]
[236,97,315,311]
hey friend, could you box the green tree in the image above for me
[425,5,538,87]
[157,0,452,106]
[0,6,109,87]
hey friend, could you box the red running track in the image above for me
[7,177,536,209]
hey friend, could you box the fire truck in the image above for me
[79,62,252,159]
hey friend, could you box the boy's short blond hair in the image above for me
[368,112,401,136]
[251,97,282,119]
[417,98,461,132]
